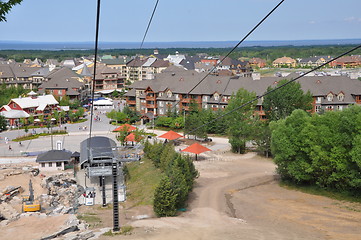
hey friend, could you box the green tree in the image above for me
[153,176,178,217]
[0,0,22,22]
[225,88,258,154]
[0,115,7,131]
[263,79,313,121]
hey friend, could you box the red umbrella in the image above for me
[181,142,211,160]
[113,123,136,132]
[158,130,183,140]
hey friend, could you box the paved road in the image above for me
[0,107,117,160]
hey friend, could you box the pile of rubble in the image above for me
[40,173,85,215]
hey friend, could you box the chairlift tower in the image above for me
[80,136,141,231]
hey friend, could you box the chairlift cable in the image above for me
[171,0,285,113]
[187,44,361,135]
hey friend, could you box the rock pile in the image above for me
[40,173,84,215]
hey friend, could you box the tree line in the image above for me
[1,44,359,62]
[143,141,198,217]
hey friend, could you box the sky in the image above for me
[0,0,361,43]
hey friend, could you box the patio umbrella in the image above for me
[113,123,136,132]
[158,130,183,141]
[125,132,143,142]
[182,142,211,161]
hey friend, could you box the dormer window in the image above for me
[214,93,219,101]
[337,93,344,101]
[167,90,172,98]
[327,93,333,102]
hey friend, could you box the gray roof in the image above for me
[80,136,120,165]
[38,67,84,92]
[36,150,72,163]
[126,68,361,106]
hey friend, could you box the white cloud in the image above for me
[344,16,361,22]
[309,21,316,24]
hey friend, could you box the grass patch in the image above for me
[280,181,361,203]
[71,118,87,124]
[13,130,67,142]
[103,226,134,236]
[125,157,163,206]
[77,212,102,228]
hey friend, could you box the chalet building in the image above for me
[0,93,59,126]
[87,64,125,92]
[126,57,170,82]
[101,56,130,77]
[273,57,297,68]
[298,56,333,67]
[0,63,42,89]
[37,67,87,101]
[330,55,361,68]
[124,66,361,120]
[249,57,267,68]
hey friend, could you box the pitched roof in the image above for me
[38,67,84,91]
[36,150,72,162]
[11,94,59,109]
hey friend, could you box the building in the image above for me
[298,56,333,67]
[0,62,42,89]
[0,93,59,126]
[330,55,361,68]
[91,64,125,92]
[124,66,361,119]
[273,57,297,68]
[36,150,72,171]
[38,67,87,101]
[249,57,267,68]
[126,57,170,82]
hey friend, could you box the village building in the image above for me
[249,57,267,68]
[273,56,297,68]
[0,92,59,126]
[330,55,361,68]
[298,56,333,67]
[124,66,361,120]
[37,67,87,101]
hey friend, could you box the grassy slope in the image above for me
[125,157,163,206]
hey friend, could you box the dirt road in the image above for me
[102,152,361,240]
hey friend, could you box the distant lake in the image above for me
[0,39,360,50]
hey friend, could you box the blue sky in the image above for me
[1,0,360,42]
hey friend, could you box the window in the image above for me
[48,163,52,167]
[316,97,322,103]
[159,101,164,107]
[13,103,17,108]
[167,91,172,98]
[159,109,164,115]
[315,105,322,112]
[56,162,62,167]
[214,93,219,101]
[326,106,334,111]
[58,90,62,95]
[337,93,344,101]
[41,163,45,168]
[327,93,333,101]
[337,105,343,111]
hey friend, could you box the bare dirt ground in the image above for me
[1,152,361,239]
[99,152,361,240]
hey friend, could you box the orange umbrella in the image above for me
[182,142,211,160]
[125,132,143,142]
[113,123,136,132]
[158,130,183,140]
